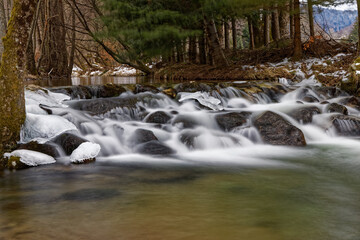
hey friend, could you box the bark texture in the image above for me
[293,0,302,59]
[204,17,229,67]
[0,0,36,157]
[38,0,68,77]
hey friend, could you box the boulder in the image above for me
[254,111,306,146]
[145,111,172,124]
[53,133,88,155]
[133,84,159,94]
[331,115,360,136]
[179,131,198,149]
[17,141,61,158]
[302,95,319,103]
[96,84,127,98]
[289,106,321,124]
[215,112,251,131]
[327,103,348,115]
[174,82,211,93]
[130,129,158,145]
[339,96,360,110]
[135,141,175,155]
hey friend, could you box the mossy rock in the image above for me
[4,156,28,170]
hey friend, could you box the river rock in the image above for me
[172,115,200,129]
[179,131,198,149]
[50,86,93,99]
[215,112,251,131]
[339,96,360,110]
[53,133,88,155]
[289,106,321,124]
[145,111,172,124]
[96,84,127,98]
[302,95,319,103]
[68,94,163,116]
[174,82,212,93]
[17,141,61,158]
[130,129,158,145]
[254,111,306,146]
[331,115,360,136]
[135,140,175,155]
[134,84,160,94]
[327,103,348,115]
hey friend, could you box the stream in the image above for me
[1,77,360,240]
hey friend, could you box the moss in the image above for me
[0,0,36,155]
[4,156,28,170]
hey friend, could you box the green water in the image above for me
[1,144,360,240]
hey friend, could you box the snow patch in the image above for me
[178,92,224,111]
[70,142,101,163]
[21,113,77,143]
[4,150,56,167]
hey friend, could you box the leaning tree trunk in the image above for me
[248,17,255,50]
[38,0,68,78]
[199,30,207,64]
[293,0,302,60]
[308,0,315,38]
[0,0,37,158]
[204,16,229,67]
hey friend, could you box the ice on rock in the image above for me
[295,75,322,87]
[70,142,101,163]
[4,150,56,167]
[21,113,78,143]
[25,89,70,107]
[178,92,224,111]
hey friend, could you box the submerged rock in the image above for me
[289,106,321,124]
[145,111,172,124]
[53,133,88,155]
[130,129,158,145]
[215,112,251,131]
[331,115,360,136]
[135,140,175,155]
[327,103,348,115]
[172,115,201,129]
[17,141,61,158]
[254,111,306,146]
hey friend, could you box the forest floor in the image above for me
[73,40,356,88]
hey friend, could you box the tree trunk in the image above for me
[231,17,237,51]
[0,0,7,58]
[357,0,360,55]
[189,36,197,63]
[264,11,271,46]
[68,8,76,77]
[308,0,315,37]
[279,3,290,38]
[272,4,281,42]
[293,0,302,59]
[248,17,255,50]
[290,0,295,39]
[205,16,229,67]
[199,30,207,64]
[0,0,37,157]
[224,20,230,50]
[38,0,68,78]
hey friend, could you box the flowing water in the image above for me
[1,79,360,239]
